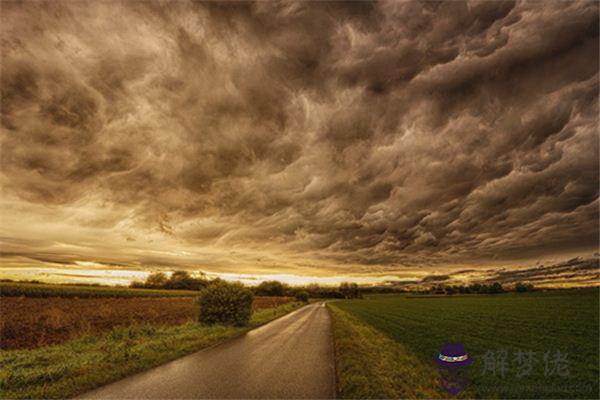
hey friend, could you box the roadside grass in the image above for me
[0,302,302,399]
[328,304,447,399]
[330,289,599,399]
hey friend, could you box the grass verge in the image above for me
[328,303,448,399]
[0,302,302,399]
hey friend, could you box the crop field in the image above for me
[0,282,199,298]
[329,289,599,399]
[1,296,293,349]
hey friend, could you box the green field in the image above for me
[329,289,599,399]
[0,282,198,298]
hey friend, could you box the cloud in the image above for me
[385,256,599,289]
[420,274,451,283]
[481,256,600,285]
[0,1,598,278]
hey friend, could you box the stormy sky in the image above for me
[1,1,598,284]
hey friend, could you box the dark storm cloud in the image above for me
[420,274,451,283]
[385,256,599,289]
[0,1,598,277]
[481,256,600,284]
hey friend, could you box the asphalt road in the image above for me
[78,302,335,399]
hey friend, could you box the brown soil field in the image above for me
[0,296,293,349]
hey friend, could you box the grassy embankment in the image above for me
[328,288,599,399]
[328,304,445,399]
[0,302,303,399]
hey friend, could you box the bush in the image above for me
[295,291,309,302]
[197,281,253,326]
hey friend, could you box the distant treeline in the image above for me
[423,282,535,295]
[246,280,535,297]
[130,271,211,291]
[130,272,363,299]
[2,274,536,299]
[254,281,362,299]
[130,272,537,296]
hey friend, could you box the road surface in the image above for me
[78,302,335,399]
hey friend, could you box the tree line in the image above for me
[426,282,535,295]
[130,271,212,291]
[130,271,534,297]
[253,280,363,299]
[130,272,363,299]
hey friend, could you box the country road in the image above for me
[78,302,336,399]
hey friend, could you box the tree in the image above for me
[164,270,208,290]
[339,282,350,298]
[339,282,361,299]
[145,272,168,288]
[433,284,445,295]
[468,283,482,293]
[255,280,288,296]
[515,282,535,292]
[489,282,504,294]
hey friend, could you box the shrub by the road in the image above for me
[295,291,309,303]
[198,281,253,326]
